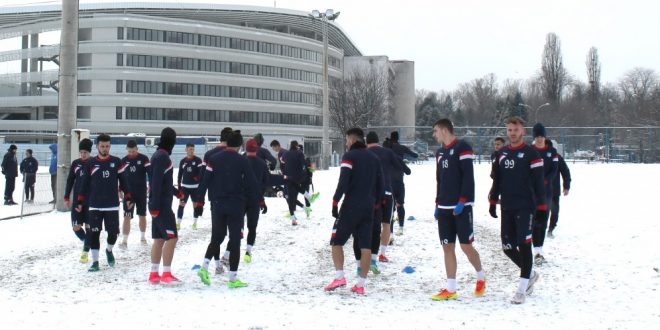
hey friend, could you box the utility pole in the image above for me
[56,0,78,211]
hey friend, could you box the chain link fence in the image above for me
[364,126,660,163]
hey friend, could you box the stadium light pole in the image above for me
[310,9,340,170]
[519,102,550,123]
[56,0,79,211]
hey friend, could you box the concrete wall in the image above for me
[391,60,415,141]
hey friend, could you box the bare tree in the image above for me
[329,67,393,136]
[618,67,658,124]
[540,32,569,105]
[586,47,601,104]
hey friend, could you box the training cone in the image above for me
[402,266,416,274]
[191,264,201,271]
[407,216,416,221]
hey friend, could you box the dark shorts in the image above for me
[437,206,474,245]
[152,208,178,240]
[89,210,120,235]
[392,180,405,205]
[330,204,373,249]
[381,194,394,224]
[179,186,201,204]
[71,203,89,226]
[500,209,534,250]
[123,195,147,218]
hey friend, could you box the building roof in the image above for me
[0,2,361,56]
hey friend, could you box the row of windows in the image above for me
[119,106,321,126]
[123,80,321,105]
[125,27,342,69]
[123,54,322,84]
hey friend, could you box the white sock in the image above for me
[140,231,146,239]
[229,271,237,281]
[122,235,128,243]
[214,259,222,268]
[163,266,171,273]
[447,279,457,292]
[477,270,486,280]
[304,192,312,200]
[518,278,530,294]
[151,263,159,272]
[91,249,99,262]
[202,258,211,270]
[371,254,377,262]
[106,244,114,252]
[223,250,230,259]
[246,244,253,253]
[335,270,345,280]
[177,218,182,224]
[533,246,543,255]
[380,245,387,255]
[193,217,198,224]
[357,276,366,288]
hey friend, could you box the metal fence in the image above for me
[364,126,660,163]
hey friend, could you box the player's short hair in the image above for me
[433,118,454,133]
[494,137,505,143]
[96,133,111,143]
[505,116,525,126]
[26,149,33,156]
[220,127,233,142]
[186,143,195,148]
[126,140,137,148]
[270,139,280,147]
[346,127,364,138]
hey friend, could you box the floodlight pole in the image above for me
[56,0,78,211]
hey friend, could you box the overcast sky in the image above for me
[3,0,660,91]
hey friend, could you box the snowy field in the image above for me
[0,162,659,329]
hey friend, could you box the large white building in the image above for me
[0,3,414,157]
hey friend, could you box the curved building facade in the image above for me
[0,3,362,155]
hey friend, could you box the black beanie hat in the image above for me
[158,127,177,154]
[220,127,233,142]
[390,131,399,142]
[532,123,546,138]
[227,131,243,148]
[79,138,92,152]
[366,132,379,144]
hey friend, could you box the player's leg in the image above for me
[326,212,353,291]
[432,209,458,300]
[244,203,259,262]
[136,197,147,242]
[500,210,522,268]
[87,210,102,271]
[120,200,133,248]
[353,211,373,294]
[160,208,179,284]
[456,206,485,296]
[286,183,299,224]
[105,211,119,267]
[511,209,536,304]
[548,195,560,237]
[176,190,190,229]
[369,209,382,274]
[532,197,551,264]
[379,195,394,261]
[226,212,246,288]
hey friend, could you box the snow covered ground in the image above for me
[1,162,659,329]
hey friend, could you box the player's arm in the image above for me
[195,159,213,201]
[458,145,475,205]
[559,155,571,192]
[488,154,502,218]
[117,160,133,203]
[547,150,559,183]
[375,161,385,203]
[391,150,411,175]
[76,163,92,208]
[332,156,353,206]
[148,156,165,216]
[530,154,547,211]
[402,145,418,159]
[64,162,77,202]
[177,158,184,188]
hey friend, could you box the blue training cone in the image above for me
[407,216,416,221]
[402,266,416,274]
[191,264,201,271]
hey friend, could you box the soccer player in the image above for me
[243,139,269,263]
[64,139,93,263]
[489,116,546,304]
[490,137,505,179]
[325,128,383,295]
[196,131,259,288]
[530,123,558,265]
[177,143,203,230]
[2,144,18,205]
[119,140,151,249]
[387,131,417,235]
[148,127,181,285]
[430,119,485,301]
[253,133,277,171]
[547,140,571,238]
[364,132,409,264]
[282,141,319,225]
[200,127,233,273]
[269,139,286,172]
[77,134,132,272]
[19,149,38,203]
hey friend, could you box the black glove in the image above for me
[535,209,547,222]
[332,204,339,219]
[260,201,267,214]
[489,204,498,218]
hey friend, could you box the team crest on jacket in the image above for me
[192,162,196,165]
[546,152,551,157]
[449,149,454,155]
[110,163,115,168]
[137,161,142,165]
[517,152,524,158]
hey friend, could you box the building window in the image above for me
[116,80,123,93]
[116,106,123,119]
[116,54,123,66]
[117,27,124,40]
